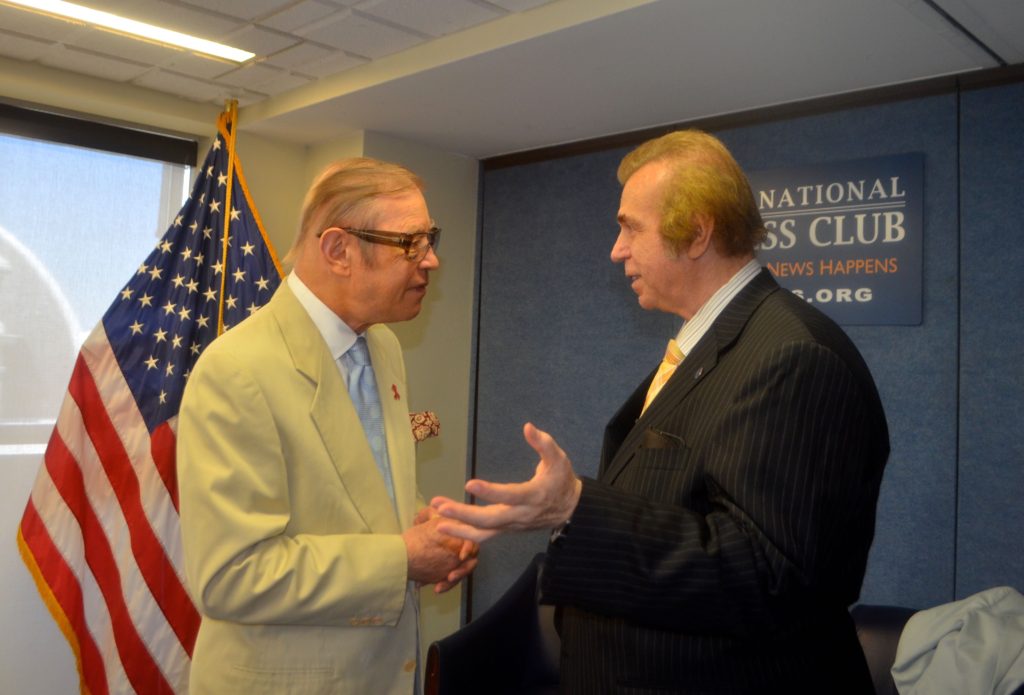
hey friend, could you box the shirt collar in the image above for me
[675,258,761,356]
[287,272,358,360]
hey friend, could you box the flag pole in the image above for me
[217,99,239,335]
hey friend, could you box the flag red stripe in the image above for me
[21,499,110,695]
[45,427,175,695]
[69,356,200,655]
[150,422,180,512]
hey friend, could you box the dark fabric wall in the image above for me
[471,82,1021,618]
[957,81,1024,597]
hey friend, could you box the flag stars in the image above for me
[120,287,134,301]
[139,293,153,308]
[144,356,159,370]
[217,172,227,187]
[213,138,222,150]
[137,263,148,275]
[230,207,241,221]
[241,242,255,256]
[233,268,246,283]
[172,274,186,288]
[247,302,260,316]
[162,301,177,316]
[209,199,221,214]
[181,247,193,261]
[160,240,173,254]
[159,390,168,404]
[186,279,199,293]
[202,289,217,303]
[172,335,184,349]
[202,227,213,239]
[174,215,183,227]
[256,276,270,291]
[148,266,163,281]
[190,342,202,355]
[225,295,238,310]
[197,314,211,329]
[154,328,168,343]
[178,307,192,322]
[129,321,144,335]
[212,261,224,275]
[165,363,175,377]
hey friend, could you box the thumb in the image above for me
[523,422,562,462]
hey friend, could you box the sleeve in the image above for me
[176,343,410,627]
[540,340,887,635]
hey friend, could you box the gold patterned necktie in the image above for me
[642,339,684,413]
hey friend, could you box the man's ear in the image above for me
[320,227,352,275]
[686,215,714,260]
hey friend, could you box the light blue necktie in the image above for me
[341,336,395,504]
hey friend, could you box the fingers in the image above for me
[434,499,523,531]
[465,478,535,506]
[436,519,500,544]
[458,539,478,562]
[414,506,436,525]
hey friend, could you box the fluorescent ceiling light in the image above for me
[4,0,255,62]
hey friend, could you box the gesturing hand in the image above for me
[431,423,582,544]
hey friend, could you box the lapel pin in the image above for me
[694,367,703,379]
[392,384,400,400]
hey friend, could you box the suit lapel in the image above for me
[602,269,780,484]
[270,284,400,533]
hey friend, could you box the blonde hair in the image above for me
[617,130,765,256]
[286,157,423,262]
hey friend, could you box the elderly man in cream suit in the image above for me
[177,158,475,694]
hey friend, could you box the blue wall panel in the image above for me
[473,86,1016,618]
[957,82,1024,597]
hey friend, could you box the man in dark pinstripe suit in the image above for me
[435,130,890,694]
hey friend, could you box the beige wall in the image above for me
[2,89,478,690]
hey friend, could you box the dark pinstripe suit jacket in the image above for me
[539,269,889,694]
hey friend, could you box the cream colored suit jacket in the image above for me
[177,283,420,694]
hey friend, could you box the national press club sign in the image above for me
[748,153,924,325]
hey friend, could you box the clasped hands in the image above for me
[430,423,582,544]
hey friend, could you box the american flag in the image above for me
[16,106,282,694]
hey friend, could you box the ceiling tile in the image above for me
[223,25,301,56]
[292,49,365,78]
[38,45,150,82]
[216,62,300,90]
[133,68,233,102]
[0,6,84,43]
[300,11,423,58]
[0,30,54,62]
[258,0,341,33]
[261,41,334,70]
[160,51,239,79]
[179,0,298,22]
[63,27,185,65]
[358,0,501,38]
[485,0,557,10]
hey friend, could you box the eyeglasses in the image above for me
[336,226,441,262]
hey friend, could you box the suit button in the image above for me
[403,660,416,673]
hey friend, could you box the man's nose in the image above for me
[610,231,628,263]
